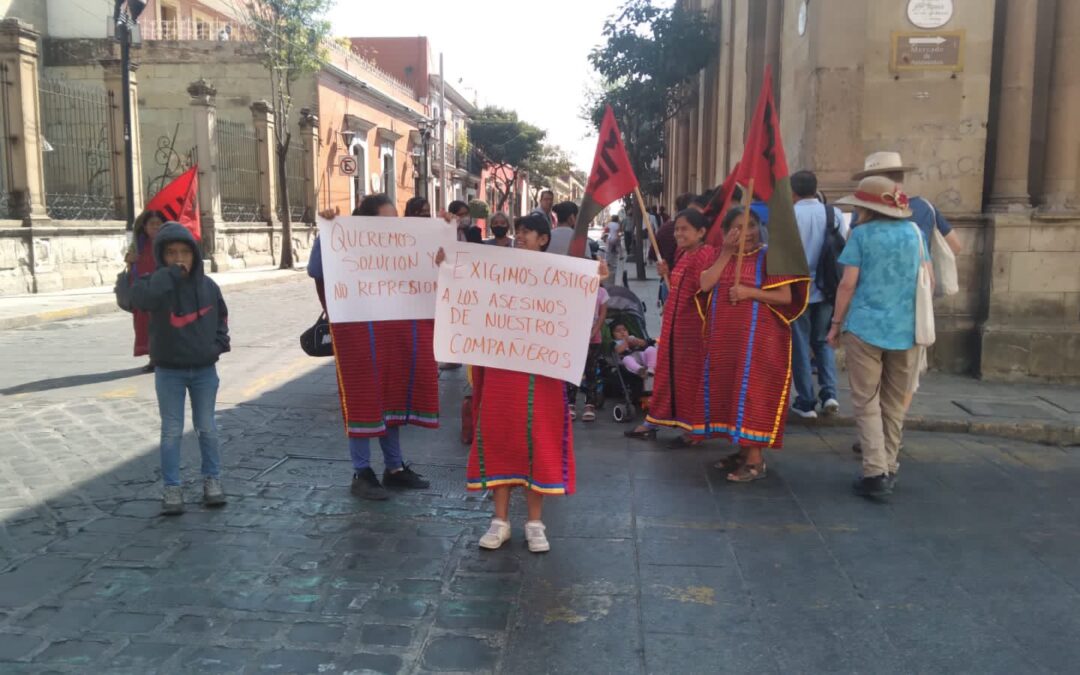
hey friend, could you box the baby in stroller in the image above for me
[612,322,657,378]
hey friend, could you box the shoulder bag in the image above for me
[910,223,936,347]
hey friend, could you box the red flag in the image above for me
[146,166,201,241]
[704,67,807,277]
[570,106,639,257]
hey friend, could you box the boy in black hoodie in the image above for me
[131,222,230,515]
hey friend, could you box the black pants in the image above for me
[568,343,602,407]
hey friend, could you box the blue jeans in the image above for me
[155,365,221,486]
[791,301,838,411]
[349,427,404,473]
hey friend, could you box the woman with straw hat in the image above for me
[827,176,930,499]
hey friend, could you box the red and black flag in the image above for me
[704,67,807,277]
[146,166,201,241]
[569,105,638,258]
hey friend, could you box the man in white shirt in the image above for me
[790,170,842,419]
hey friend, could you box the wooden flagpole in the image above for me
[732,178,755,304]
[632,186,669,284]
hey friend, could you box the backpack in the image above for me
[815,201,846,305]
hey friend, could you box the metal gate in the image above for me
[38,76,114,220]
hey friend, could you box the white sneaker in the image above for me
[791,406,818,419]
[478,518,511,550]
[524,520,550,553]
[162,485,184,515]
[203,477,227,506]
[821,398,840,416]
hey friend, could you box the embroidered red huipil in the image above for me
[645,244,718,431]
[330,319,440,438]
[700,246,808,447]
[466,367,575,495]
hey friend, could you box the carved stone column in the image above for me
[988,0,1039,211]
[250,100,280,226]
[1040,0,1080,211]
[188,79,227,270]
[0,19,47,222]
[299,109,320,224]
[103,59,144,219]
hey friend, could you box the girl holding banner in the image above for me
[699,206,809,482]
[454,213,607,553]
[312,194,435,501]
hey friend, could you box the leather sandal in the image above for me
[727,462,767,483]
[712,452,744,472]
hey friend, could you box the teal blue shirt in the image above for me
[838,219,922,350]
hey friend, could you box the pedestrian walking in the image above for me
[455,213,604,553]
[625,209,716,446]
[310,194,433,501]
[124,209,165,371]
[851,151,962,418]
[604,214,622,276]
[129,222,229,515]
[827,176,925,498]
[699,206,810,482]
[789,170,842,418]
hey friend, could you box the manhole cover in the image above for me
[258,456,469,496]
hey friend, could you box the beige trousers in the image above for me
[843,334,919,477]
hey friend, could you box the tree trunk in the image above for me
[276,145,294,269]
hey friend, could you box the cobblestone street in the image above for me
[1,278,1079,674]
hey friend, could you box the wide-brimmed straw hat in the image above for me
[835,176,913,219]
[852,151,918,180]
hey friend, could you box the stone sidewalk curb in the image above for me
[795,414,1080,447]
[0,270,309,331]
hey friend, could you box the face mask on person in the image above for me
[491,225,509,238]
[458,215,472,227]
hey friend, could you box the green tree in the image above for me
[523,144,574,206]
[244,0,333,269]
[587,0,716,277]
[468,106,546,212]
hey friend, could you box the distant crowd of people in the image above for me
[121,149,959,546]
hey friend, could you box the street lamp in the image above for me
[113,0,146,232]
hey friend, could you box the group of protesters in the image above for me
[123,146,956,545]
[627,151,960,498]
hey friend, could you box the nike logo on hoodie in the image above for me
[169,305,213,328]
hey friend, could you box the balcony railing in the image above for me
[138,18,254,42]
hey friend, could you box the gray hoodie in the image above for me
[130,222,230,369]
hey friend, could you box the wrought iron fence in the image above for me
[39,77,114,221]
[215,119,259,222]
[144,122,194,198]
[280,148,306,223]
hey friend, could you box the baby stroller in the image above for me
[601,286,653,423]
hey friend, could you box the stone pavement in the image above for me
[1,277,1079,673]
[0,266,307,330]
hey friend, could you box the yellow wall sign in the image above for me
[891,31,965,72]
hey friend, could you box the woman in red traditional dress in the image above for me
[625,209,717,447]
[312,194,434,501]
[461,213,606,554]
[699,206,809,482]
[125,209,165,371]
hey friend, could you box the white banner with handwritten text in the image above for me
[434,242,601,384]
[317,216,456,322]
